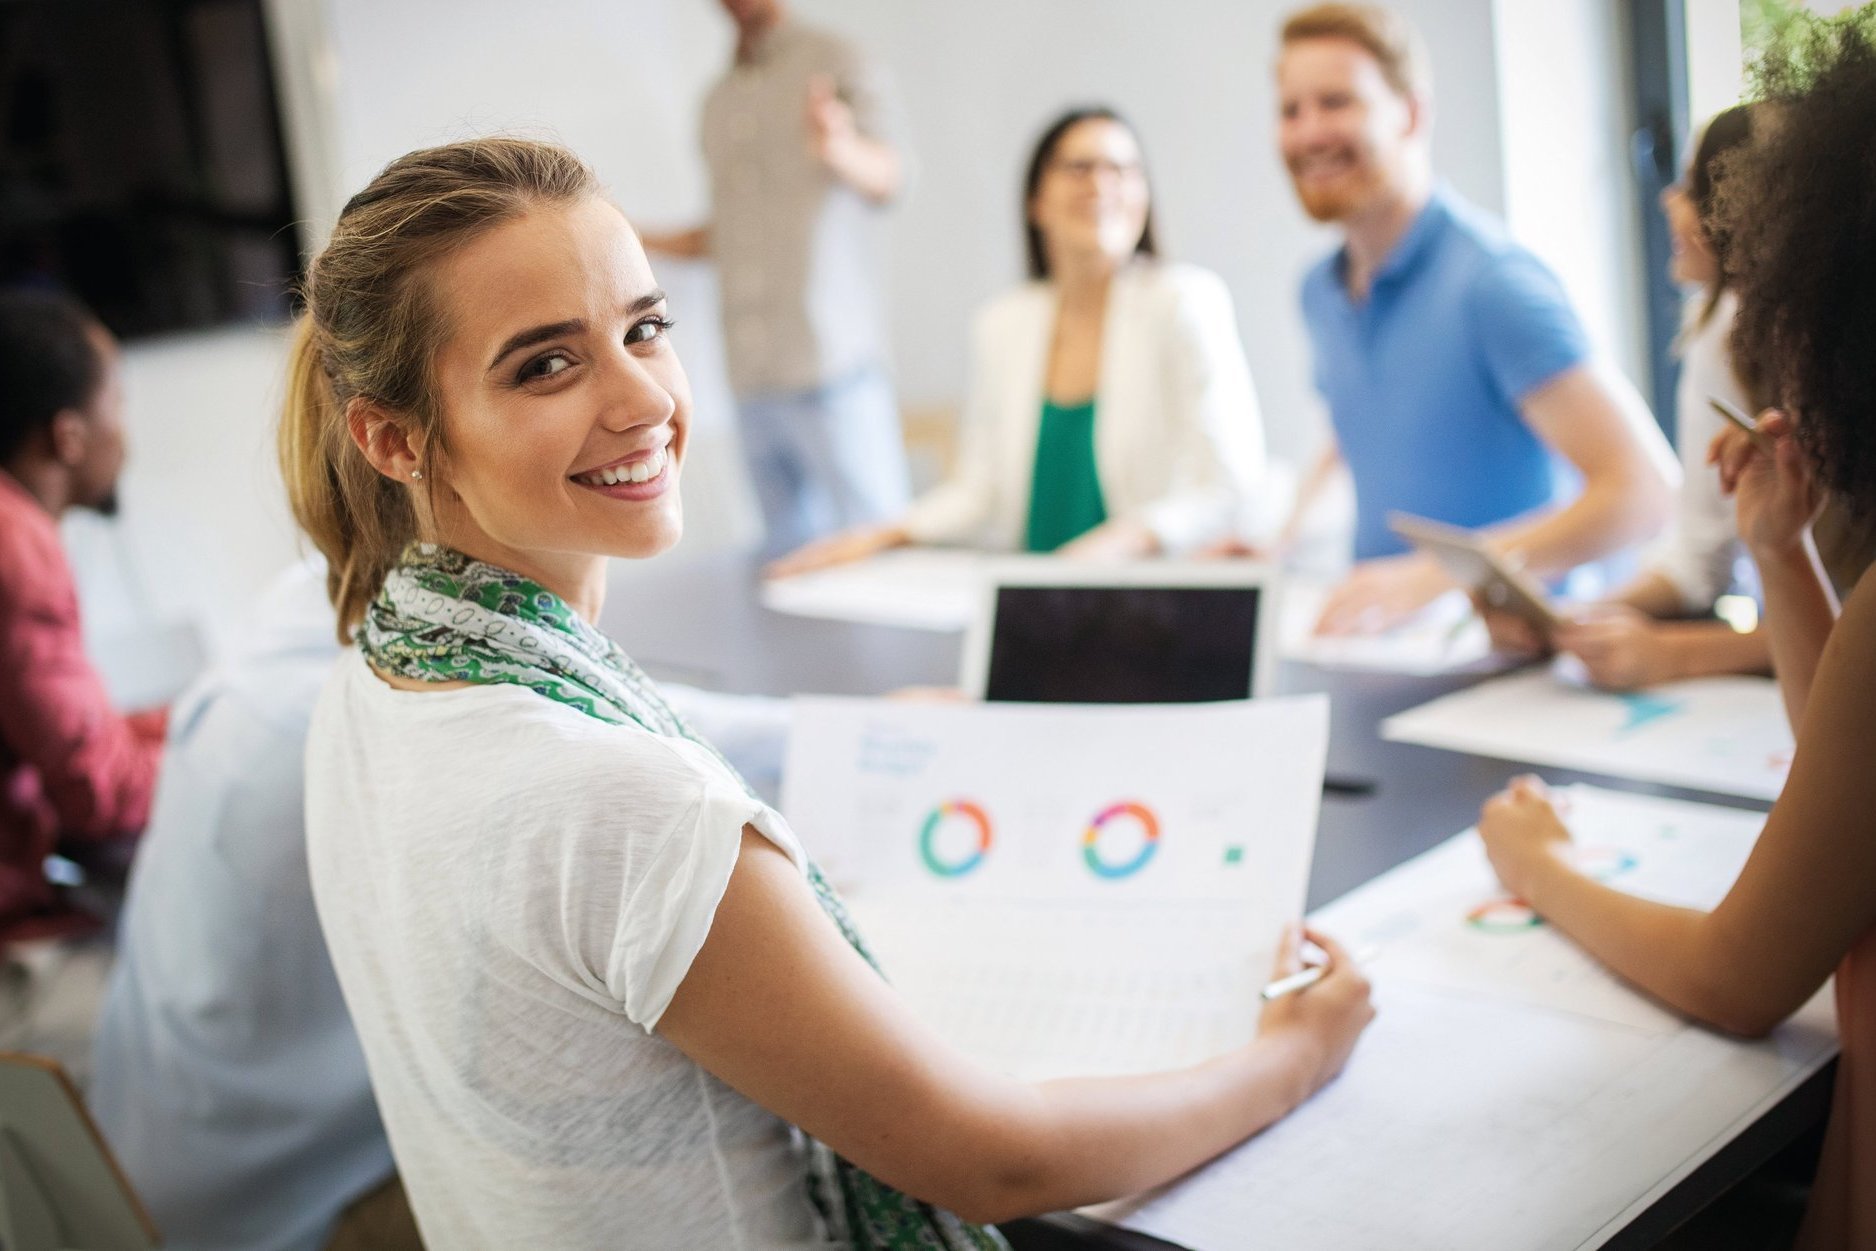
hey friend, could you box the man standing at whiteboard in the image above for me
[1270,4,1675,635]
[643,0,911,556]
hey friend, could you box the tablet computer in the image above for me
[959,559,1278,702]
[1388,512,1561,632]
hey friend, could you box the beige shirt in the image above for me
[701,19,901,396]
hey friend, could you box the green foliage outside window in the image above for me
[1741,0,1811,60]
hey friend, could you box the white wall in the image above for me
[1686,0,1746,122]
[1491,0,1648,387]
[66,325,298,670]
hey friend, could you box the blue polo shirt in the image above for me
[1302,188,1591,559]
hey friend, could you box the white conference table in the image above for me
[599,550,1831,1251]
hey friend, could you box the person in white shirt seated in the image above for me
[1486,106,1775,689]
[86,562,412,1251]
[87,559,792,1251]
[769,106,1275,576]
[279,137,1372,1249]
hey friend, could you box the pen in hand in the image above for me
[1260,945,1381,1001]
[1709,396,1776,456]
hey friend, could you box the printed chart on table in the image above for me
[782,696,1330,1079]
[1101,786,1838,1251]
[1311,786,1769,1031]
[1383,666,1793,801]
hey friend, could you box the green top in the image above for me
[1024,398,1108,552]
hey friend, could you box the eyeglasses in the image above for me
[1049,157,1145,181]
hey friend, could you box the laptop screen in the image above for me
[983,584,1263,703]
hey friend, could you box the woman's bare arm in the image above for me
[658,831,1373,1224]
[1482,572,1876,1036]
[1712,412,1838,729]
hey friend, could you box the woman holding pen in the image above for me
[283,137,1371,1248]
[1476,12,1876,1246]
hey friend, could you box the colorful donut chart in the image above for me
[918,800,994,878]
[1082,801,1161,879]
[1468,849,1639,933]
[1466,897,1543,932]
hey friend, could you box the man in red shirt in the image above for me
[0,290,165,942]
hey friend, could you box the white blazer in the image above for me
[901,260,1269,554]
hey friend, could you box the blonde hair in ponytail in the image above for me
[278,138,599,639]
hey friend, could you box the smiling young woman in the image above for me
[278,138,1373,1250]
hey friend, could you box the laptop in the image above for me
[959,559,1278,703]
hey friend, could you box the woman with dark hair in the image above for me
[1476,10,1876,1246]
[770,107,1273,575]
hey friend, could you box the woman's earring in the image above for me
[410,469,424,481]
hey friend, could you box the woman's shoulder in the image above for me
[314,651,733,793]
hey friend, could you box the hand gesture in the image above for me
[804,73,857,171]
[1710,408,1821,560]
[1053,519,1159,561]
[1478,775,1573,902]
[762,522,907,580]
[1553,604,1671,691]
[1473,596,1551,660]
[1313,553,1453,636]
[1196,535,1269,560]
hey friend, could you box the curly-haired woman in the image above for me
[1476,9,1876,1247]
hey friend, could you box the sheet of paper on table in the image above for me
[1102,786,1837,1251]
[781,695,1329,1080]
[1382,663,1793,802]
[758,548,988,631]
[1279,584,1511,676]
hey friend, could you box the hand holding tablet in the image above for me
[1387,513,1561,637]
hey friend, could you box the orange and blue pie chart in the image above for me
[919,800,993,878]
[1082,801,1160,879]
[1466,897,1543,932]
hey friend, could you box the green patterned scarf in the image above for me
[360,543,1008,1251]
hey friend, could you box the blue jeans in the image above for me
[735,367,910,557]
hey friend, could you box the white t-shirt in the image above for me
[305,650,837,1250]
[1648,291,1754,610]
